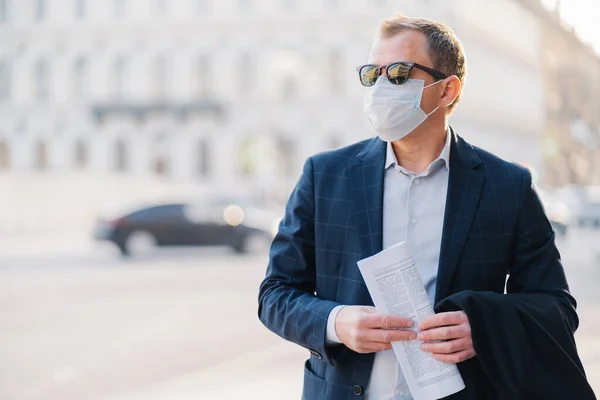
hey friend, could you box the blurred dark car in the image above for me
[93,192,281,257]
[577,202,600,228]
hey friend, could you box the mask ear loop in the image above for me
[423,79,443,89]
[423,79,445,116]
[426,106,440,117]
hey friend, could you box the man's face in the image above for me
[368,30,445,117]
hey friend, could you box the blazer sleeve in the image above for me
[506,169,578,329]
[435,169,595,398]
[258,157,340,365]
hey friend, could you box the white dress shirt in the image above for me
[326,132,451,399]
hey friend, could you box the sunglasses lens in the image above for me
[387,63,410,85]
[359,65,379,87]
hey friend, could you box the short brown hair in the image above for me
[379,14,467,110]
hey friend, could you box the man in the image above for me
[258,14,595,400]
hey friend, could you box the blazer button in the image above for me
[309,350,322,359]
[352,385,363,396]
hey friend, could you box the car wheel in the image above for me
[123,230,157,258]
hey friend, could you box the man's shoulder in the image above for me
[309,137,376,170]
[467,141,530,182]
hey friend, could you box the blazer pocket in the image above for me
[302,359,326,400]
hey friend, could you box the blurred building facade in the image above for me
[0,0,581,200]
[535,3,600,187]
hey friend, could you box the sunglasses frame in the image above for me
[356,61,448,87]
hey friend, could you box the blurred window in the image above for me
[73,57,89,99]
[328,48,344,93]
[276,136,295,178]
[153,205,185,221]
[114,140,128,172]
[195,54,212,98]
[0,140,9,169]
[198,0,212,13]
[36,0,46,21]
[0,0,9,23]
[34,58,50,101]
[154,157,168,175]
[131,205,185,222]
[74,140,87,168]
[114,0,127,17]
[238,0,252,12]
[282,76,297,101]
[282,0,294,10]
[112,56,128,101]
[238,135,257,177]
[0,59,11,100]
[75,0,86,19]
[156,0,166,14]
[198,138,211,177]
[35,140,49,170]
[153,55,168,101]
[239,53,254,95]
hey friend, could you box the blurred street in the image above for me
[0,228,598,400]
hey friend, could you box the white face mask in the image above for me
[363,77,441,142]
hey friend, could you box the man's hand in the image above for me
[335,306,416,354]
[417,311,476,363]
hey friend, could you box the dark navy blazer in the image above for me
[258,130,576,400]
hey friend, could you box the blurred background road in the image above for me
[0,228,598,400]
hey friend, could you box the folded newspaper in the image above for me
[357,241,465,400]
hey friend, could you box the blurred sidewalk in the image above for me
[108,335,599,400]
[108,336,600,400]
[107,342,306,400]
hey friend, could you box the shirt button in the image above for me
[352,385,363,396]
[411,217,418,225]
[414,178,421,186]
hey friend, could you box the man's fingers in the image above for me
[418,311,467,331]
[371,328,417,343]
[431,348,476,364]
[420,337,472,354]
[417,324,469,341]
[360,313,414,329]
[355,341,393,354]
[354,327,416,343]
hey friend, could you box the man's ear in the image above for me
[440,75,461,108]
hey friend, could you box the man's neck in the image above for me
[391,126,447,174]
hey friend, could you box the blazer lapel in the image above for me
[349,138,387,260]
[435,131,486,303]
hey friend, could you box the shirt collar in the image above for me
[385,130,451,172]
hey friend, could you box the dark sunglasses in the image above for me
[356,61,448,87]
